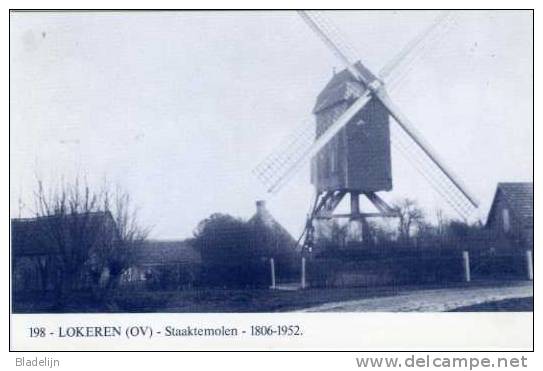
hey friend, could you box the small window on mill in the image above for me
[502,208,511,233]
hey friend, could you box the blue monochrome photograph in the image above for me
[9,10,533,314]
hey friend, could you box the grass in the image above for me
[113,286,401,313]
[12,280,529,313]
[12,286,402,313]
[449,296,533,312]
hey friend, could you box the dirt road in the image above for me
[299,281,533,312]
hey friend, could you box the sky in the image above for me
[10,10,533,239]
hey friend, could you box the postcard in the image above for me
[9,9,533,351]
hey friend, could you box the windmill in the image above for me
[253,11,479,251]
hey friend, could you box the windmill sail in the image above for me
[303,11,479,216]
[253,10,478,220]
[389,123,475,220]
[379,11,458,89]
[253,91,372,193]
[254,11,379,193]
[253,119,315,192]
[254,10,456,194]
[376,90,479,211]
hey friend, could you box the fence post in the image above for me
[526,250,533,281]
[462,251,471,282]
[301,257,307,289]
[270,258,276,289]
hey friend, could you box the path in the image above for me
[299,281,533,312]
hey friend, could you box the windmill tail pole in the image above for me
[376,89,480,209]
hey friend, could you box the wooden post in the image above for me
[462,251,471,282]
[526,250,533,281]
[301,257,307,289]
[270,258,276,289]
[350,191,360,216]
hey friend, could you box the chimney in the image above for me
[256,200,266,215]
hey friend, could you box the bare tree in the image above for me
[392,198,425,243]
[31,177,149,305]
[33,178,100,300]
[97,190,150,295]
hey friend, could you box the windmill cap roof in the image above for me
[313,61,379,114]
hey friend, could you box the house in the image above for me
[122,240,201,289]
[247,200,297,255]
[11,211,118,293]
[246,200,299,281]
[486,182,533,249]
[12,212,202,292]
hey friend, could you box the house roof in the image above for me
[313,61,378,114]
[247,201,297,250]
[487,182,533,228]
[131,240,201,266]
[11,212,116,257]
